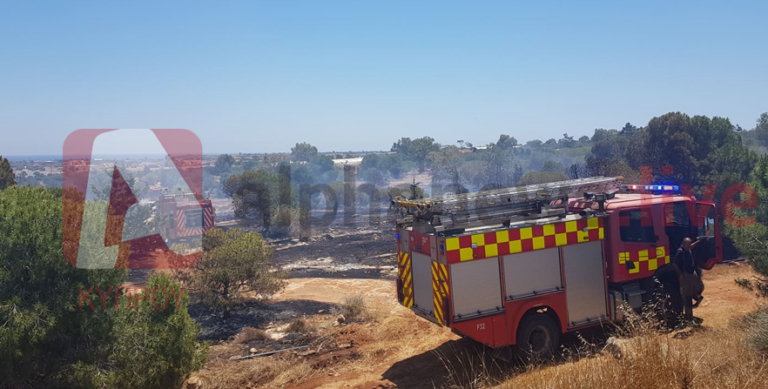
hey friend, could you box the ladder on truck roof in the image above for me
[394,176,623,233]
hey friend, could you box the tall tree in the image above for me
[585,126,644,180]
[726,155,768,295]
[481,148,518,189]
[215,154,235,174]
[291,142,318,162]
[753,112,768,147]
[391,136,440,172]
[494,134,518,150]
[224,169,294,230]
[0,156,15,190]
[642,112,754,196]
[558,133,575,147]
[428,146,463,186]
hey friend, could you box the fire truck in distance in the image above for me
[155,192,215,244]
[394,177,721,359]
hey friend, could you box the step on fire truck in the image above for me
[156,192,215,244]
[394,177,722,358]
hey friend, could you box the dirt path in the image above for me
[691,263,763,328]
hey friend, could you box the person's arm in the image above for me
[690,238,701,250]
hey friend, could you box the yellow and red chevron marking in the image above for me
[431,261,444,324]
[173,205,214,238]
[397,252,406,279]
[445,217,605,263]
[437,263,450,298]
[619,246,670,274]
[399,252,413,308]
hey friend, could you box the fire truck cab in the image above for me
[156,193,215,244]
[394,177,721,359]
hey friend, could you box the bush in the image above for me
[235,327,270,343]
[358,167,389,188]
[90,275,208,389]
[335,295,371,322]
[189,228,285,317]
[0,187,207,388]
[286,318,316,334]
[269,204,307,238]
[223,169,297,231]
[746,309,768,353]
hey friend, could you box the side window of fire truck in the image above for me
[664,201,692,252]
[619,209,655,242]
[185,209,204,228]
[698,205,716,238]
[664,201,691,227]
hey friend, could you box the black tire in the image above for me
[656,282,683,328]
[516,314,559,361]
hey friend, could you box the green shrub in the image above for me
[189,228,285,317]
[0,187,207,388]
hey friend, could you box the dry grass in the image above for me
[286,318,316,334]
[334,295,376,323]
[502,329,768,389]
[191,356,318,389]
[495,310,768,389]
[233,327,270,344]
[741,309,768,353]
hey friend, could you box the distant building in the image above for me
[147,183,168,201]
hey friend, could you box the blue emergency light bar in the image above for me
[621,184,680,193]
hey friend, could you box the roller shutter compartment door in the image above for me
[562,241,608,326]
[502,247,562,300]
[399,230,410,253]
[411,252,434,314]
[450,257,503,320]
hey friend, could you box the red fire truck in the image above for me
[156,193,215,244]
[394,177,721,358]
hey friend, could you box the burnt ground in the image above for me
[180,206,402,342]
[273,228,398,279]
[189,299,339,341]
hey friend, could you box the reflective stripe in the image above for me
[445,217,605,263]
[619,246,669,274]
[400,252,413,308]
[432,261,444,324]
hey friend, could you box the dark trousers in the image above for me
[683,294,694,321]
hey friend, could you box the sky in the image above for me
[1,0,767,156]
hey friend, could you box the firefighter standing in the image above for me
[674,237,703,323]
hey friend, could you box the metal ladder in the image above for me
[395,176,623,232]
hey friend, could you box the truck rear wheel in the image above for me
[516,314,559,361]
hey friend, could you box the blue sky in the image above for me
[1,0,766,156]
